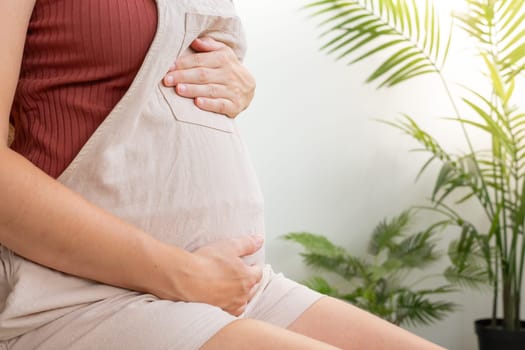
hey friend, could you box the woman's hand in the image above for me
[176,235,264,316]
[163,37,256,119]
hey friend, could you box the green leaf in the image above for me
[395,289,458,327]
[432,161,456,202]
[462,97,513,154]
[367,46,417,82]
[369,209,413,255]
[382,66,435,87]
[481,53,505,100]
[350,39,405,64]
[444,265,490,290]
[283,232,347,257]
[388,229,440,268]
[303,276,340,296]
[304,0,450,87]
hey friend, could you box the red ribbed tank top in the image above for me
[9,0,158,178]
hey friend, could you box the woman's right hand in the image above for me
[178,235,264,316]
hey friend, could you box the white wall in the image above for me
[234,1,524,350]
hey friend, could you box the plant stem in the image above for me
[438,75,496,220]
[492,252,498,326]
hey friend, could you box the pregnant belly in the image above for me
[0,112,265,342]
[56,86,265,261]
[119,120,265,256]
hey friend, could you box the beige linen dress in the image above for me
[0,0,322,349]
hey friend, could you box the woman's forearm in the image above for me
[0,146,192,299]
[0,0,262,315]
[0,147,263,315]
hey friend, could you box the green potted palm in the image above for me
[302,0,525,348]
[284,210,457,327]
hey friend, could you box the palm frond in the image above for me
[496,0,525,80]
[302,252,369,281]
[416,285,458,295]
[304,0,451,87]
[444,265,490,290]
[283,232,347,257]
[431,153,498,212]
[303,276,341,296]
[388,228,440,268]
[283,233,369,279]
[284,210,455,327]
[396,289,458,327]
[454,0,492,46]
[455,0,525,80]
[368,209,412,255]
[382,114,451,163]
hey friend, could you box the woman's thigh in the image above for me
[201,318,339,350]
[203,273,444,350]
[288,297,446,350]
[202,296,445,350]
[7,273,443,350]
[7,293,237,350]
[6,267,322,350]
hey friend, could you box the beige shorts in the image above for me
[4,265,322,350]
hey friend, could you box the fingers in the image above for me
[248,281,261,302]
[171,51,228,71]
[187,240,265,317]
[165,42,234,73]
[227,266,263,316]
[202,235,264,257]
[164,67,226,86]
[194,97,237,118]
[162,36,255,119]
[190,37,226,52]
[249,263,263,285]
[164,66,245,118]
[176,83,234,100]
[235,235,264,257]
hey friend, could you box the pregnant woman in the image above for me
[0,1,444,349]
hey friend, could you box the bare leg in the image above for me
[288,297,446,350]
[201,318,340,350]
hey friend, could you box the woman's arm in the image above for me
[0,1,262,316]
[0,0,35,144]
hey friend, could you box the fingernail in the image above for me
[165,75,174,85]
[252,234,264,246]
[177,84,186,93]
[195,97,204,105]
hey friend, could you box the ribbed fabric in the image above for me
[9,0,157,178]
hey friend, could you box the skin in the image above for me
[163,36,256,119]
[2,1,446,349]
[1,0,261,318]
[202,298,446,350]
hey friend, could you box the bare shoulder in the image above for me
[0,0,36,147]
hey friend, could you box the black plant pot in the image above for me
[475,319,525,350]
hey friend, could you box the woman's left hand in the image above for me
[163,37,255,119]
